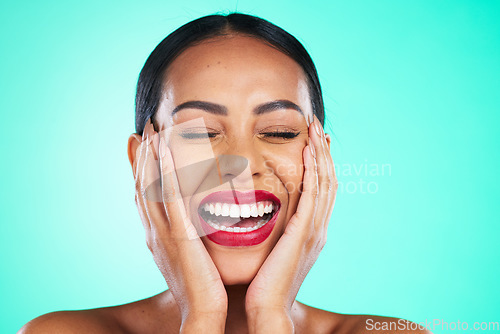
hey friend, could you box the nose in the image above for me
[216,154,248,181]
[216,138,268,184]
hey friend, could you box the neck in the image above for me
[224,284,250,333]
[163,284,292,333]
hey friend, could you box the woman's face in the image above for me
[155,35,313,285]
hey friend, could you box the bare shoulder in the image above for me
[17,309,121,334]
[293,301,345,333]
[294,302,432,334]
[18,290,179,334]
[345,314,433,334]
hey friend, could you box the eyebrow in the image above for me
[172,100,227,115]
[171,99,303,116]
[254,100,303,115]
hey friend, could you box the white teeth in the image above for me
[222,203,230,216]
[207,220,268,232]
[215,203,222,216]
[203,201,275,218]
[250,204,258,217]
[229,204,240,218]
[258,203,264,216]
[207,220,221,230]
[240,204,250,218]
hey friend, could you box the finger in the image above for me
[284,143,318,239]
[135,134,152,232]
[142,118,161,200]
[319,122,336,191]
[141,128,169,236]
[309,117,334,231]
[317,121,338,229]
[134,132,147,185]
[322,141,337,235]
[314,118,338,235]
[159,137,199,240]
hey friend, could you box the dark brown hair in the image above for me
[135,13,324,135]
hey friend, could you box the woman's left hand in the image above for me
[245,115,338,333]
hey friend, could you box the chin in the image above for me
[192,189,287,285]
[209,249,268,285]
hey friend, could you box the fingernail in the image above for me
[315,120,322,136]
[147,118,156,143]
[307,113,314,126]
[143,118,150,140]
[160,137,167,158]
[148,118,154,133]
[309,144,316,157]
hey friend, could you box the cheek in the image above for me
[169,141,216,198]
[264,147,304,198]
[167,139,219,222]
[161,117,218,198]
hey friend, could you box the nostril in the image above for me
[216,154,249,178]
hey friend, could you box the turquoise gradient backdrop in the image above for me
[1,0,499,332]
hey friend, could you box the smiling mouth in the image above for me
[199,201,278,233]
[197,190,281,246]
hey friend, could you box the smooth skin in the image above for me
[19,35,431,334]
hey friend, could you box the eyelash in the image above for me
[180,132,218,139]
[261,131,300,139]
[179,131,300,140]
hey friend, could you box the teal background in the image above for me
[1,0,499,332]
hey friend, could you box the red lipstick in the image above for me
[198,190,280,247]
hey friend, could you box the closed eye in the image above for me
[261,131,300,139]
[179,132,218,139]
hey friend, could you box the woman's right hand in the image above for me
[133,119,227,332]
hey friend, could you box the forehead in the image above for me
[162,35,309,105]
